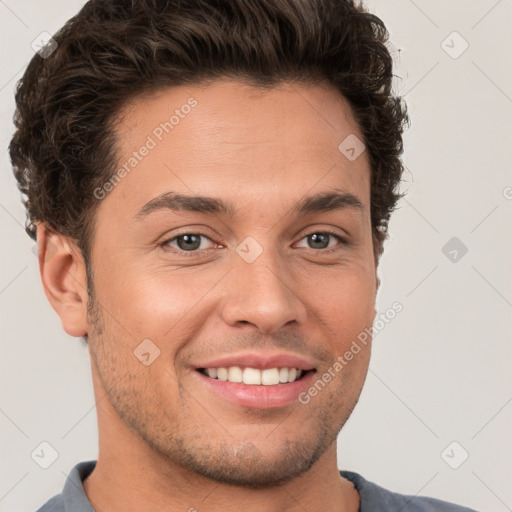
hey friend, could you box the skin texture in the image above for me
[38,78,378,512]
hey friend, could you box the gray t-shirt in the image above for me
[35,460,479,512]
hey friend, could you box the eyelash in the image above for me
[159,229,348,257]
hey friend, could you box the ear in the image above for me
[36,223,89,337]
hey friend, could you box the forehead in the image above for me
[106,79,370,217]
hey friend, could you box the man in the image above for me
[9,0,479,511]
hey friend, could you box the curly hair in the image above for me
[9,0,408,268]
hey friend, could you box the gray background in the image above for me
[1,1,511,511]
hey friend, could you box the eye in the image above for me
[160,233,216,253]
[159,229,347,257]
[295,231,346,252]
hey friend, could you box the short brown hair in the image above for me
[9,0,408,267]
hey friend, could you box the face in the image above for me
[86,78,377,487]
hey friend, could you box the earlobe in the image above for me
[36,223,89,338]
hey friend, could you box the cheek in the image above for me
[94,239,375,346]
[304,274,375,373]
[309,264,376,328]
[97,266,224,341]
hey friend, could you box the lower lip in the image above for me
[194,370,316,409]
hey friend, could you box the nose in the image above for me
[220,247,307,334]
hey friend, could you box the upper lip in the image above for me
[195,352,317,371]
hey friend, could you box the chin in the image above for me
[168,437,328,489]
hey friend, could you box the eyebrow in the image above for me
[133,188,364,221]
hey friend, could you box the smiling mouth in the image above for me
[197,366,314,385]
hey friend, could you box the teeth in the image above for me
[243,367,261,385]
[202,366,304,385]
[261,368,280,385]
[217,367,228,381]
[228,366,243,383]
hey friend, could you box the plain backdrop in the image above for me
[1,1,511,511]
